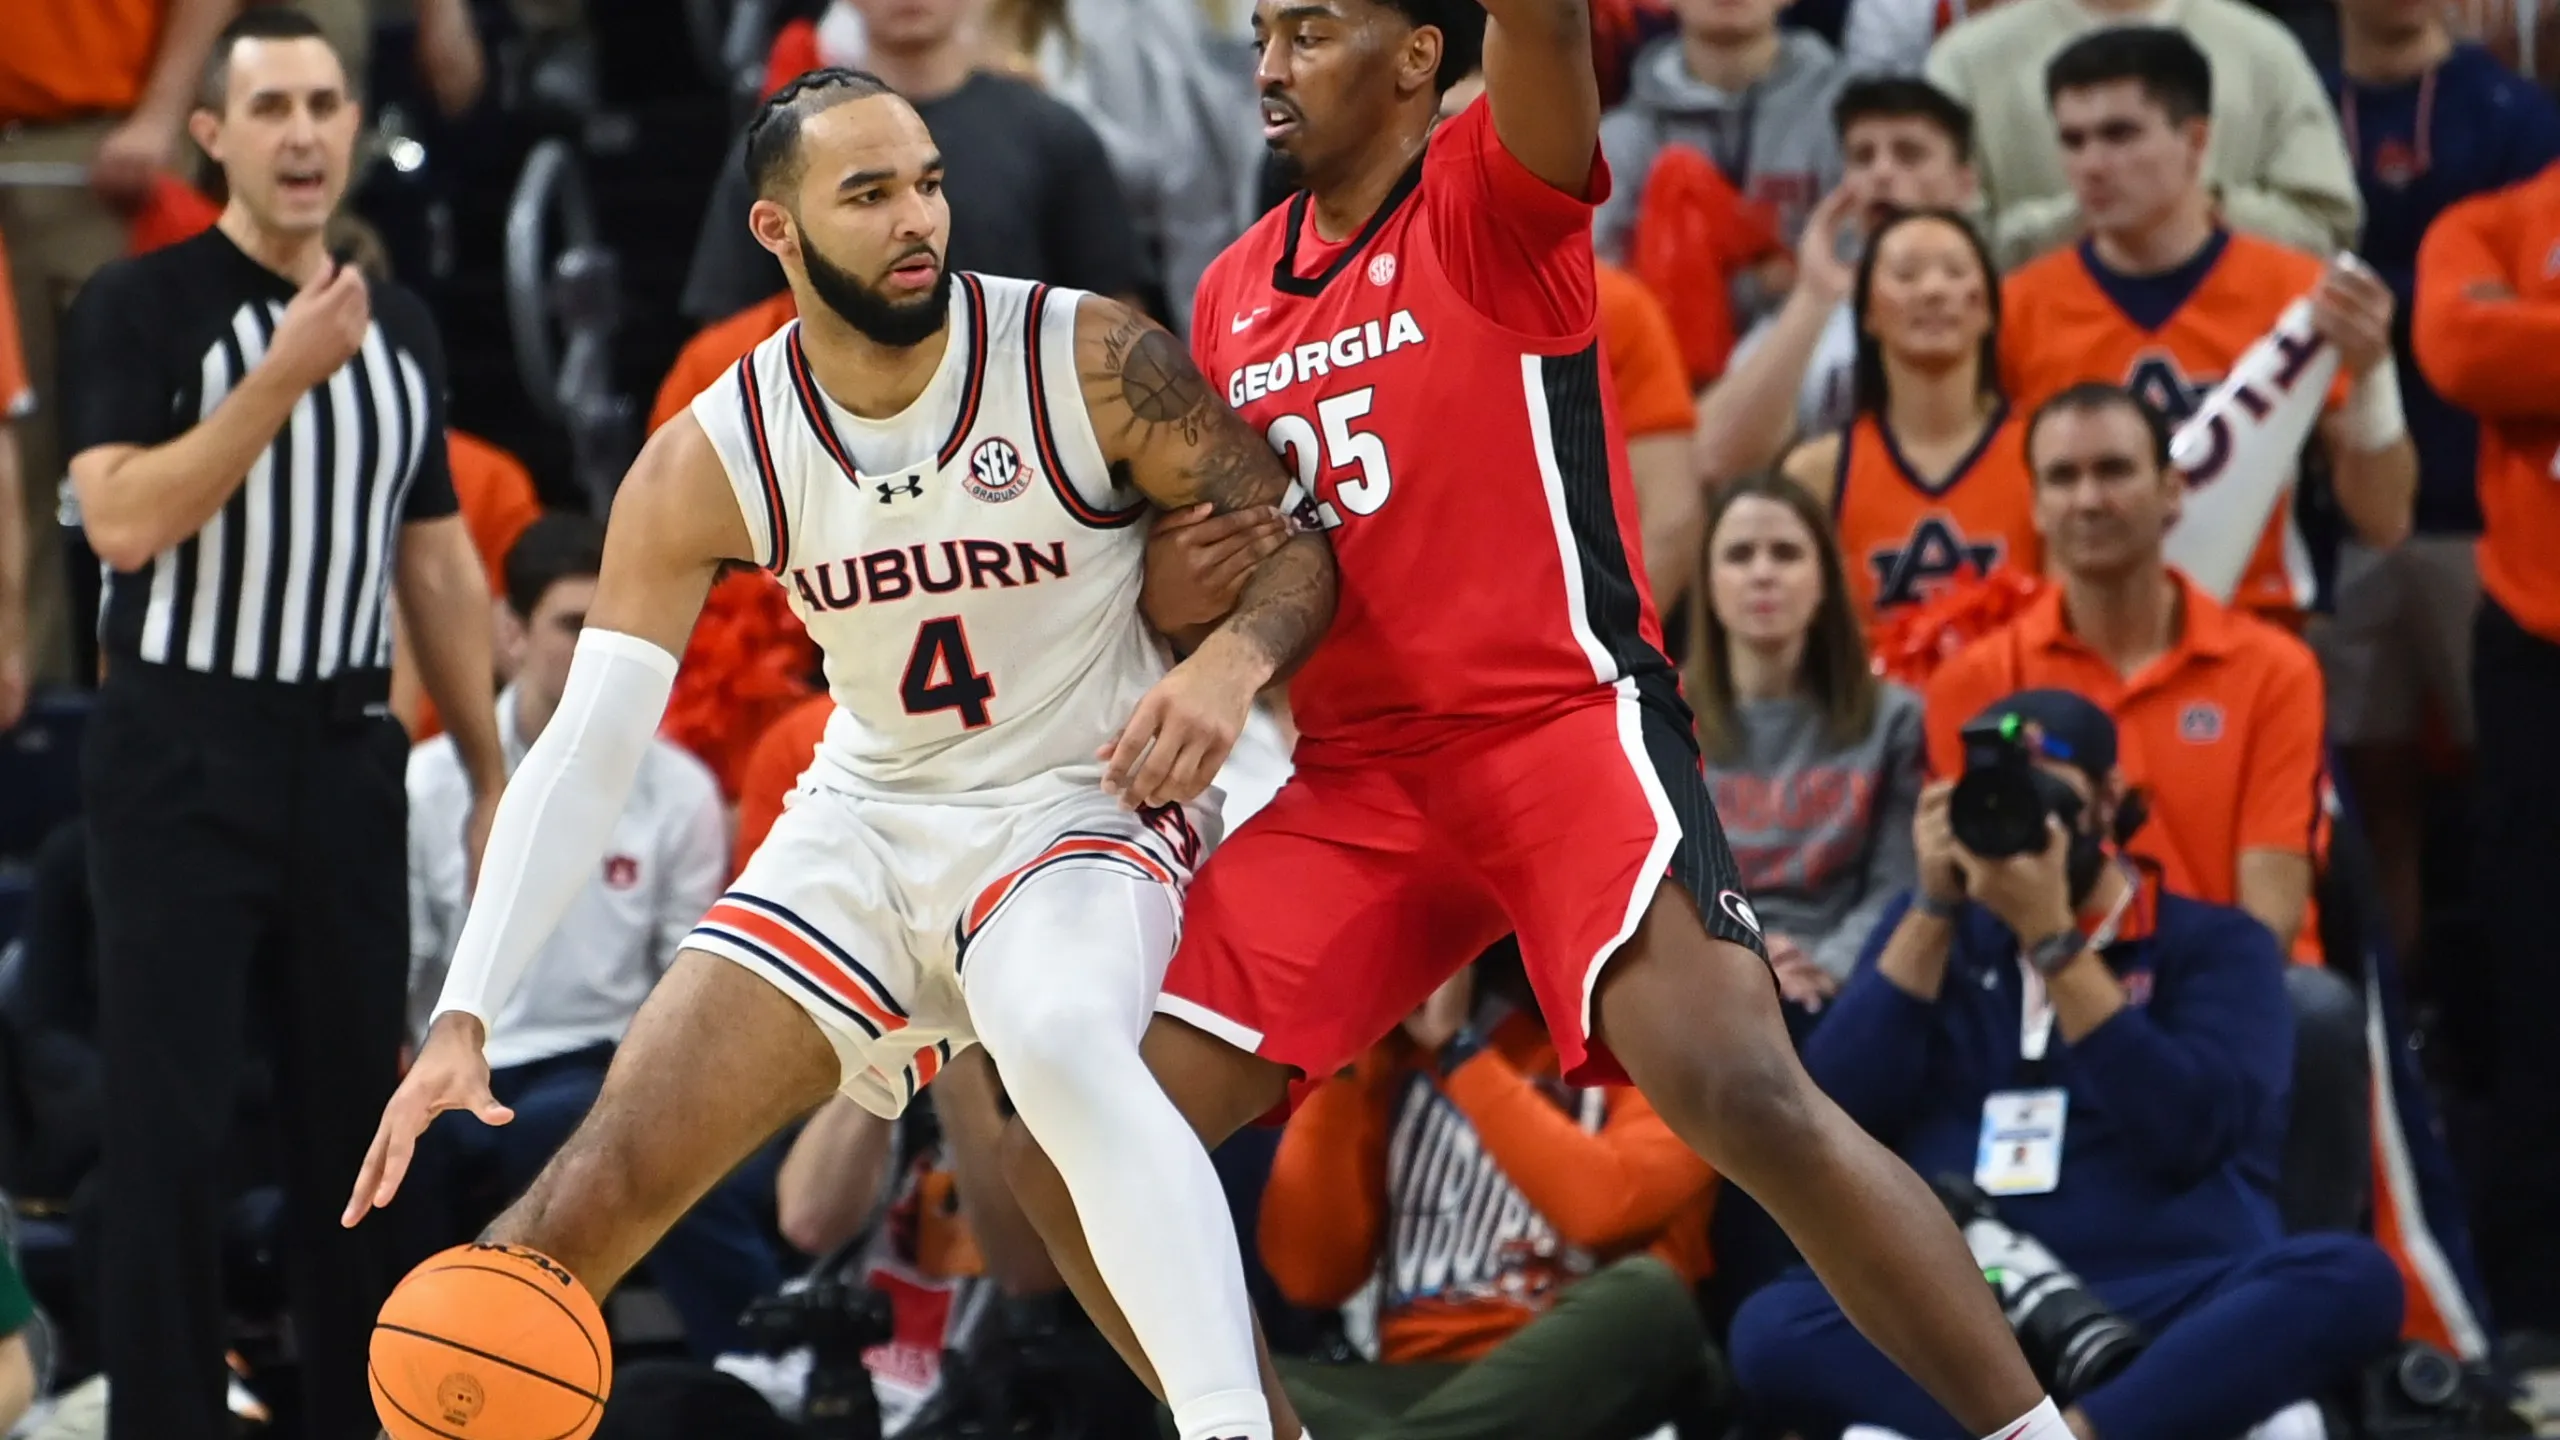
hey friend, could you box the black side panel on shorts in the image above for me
[1635,671,1771,961]
[1542,343,1673,686]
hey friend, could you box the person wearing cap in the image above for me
[1725,687,2404,1440]
[1921,381,2330,963]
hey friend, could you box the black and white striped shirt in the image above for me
[60,229,458,684]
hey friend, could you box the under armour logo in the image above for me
[877,476,924,503]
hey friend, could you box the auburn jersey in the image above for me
[1831,408,2039,642]
[2001,231,2349,615]
[690,274,1163,798]
[1192,97,1672,761]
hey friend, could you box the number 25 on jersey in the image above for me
[902,617,996,729]
[1266,385,1397,532]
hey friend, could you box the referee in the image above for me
[55,12,507,1440]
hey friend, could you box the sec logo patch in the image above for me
[1367,252,1397,287]
[966,436,1032,503]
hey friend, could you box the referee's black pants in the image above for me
[2473,597,2560,1335]
[83,659,411,1440]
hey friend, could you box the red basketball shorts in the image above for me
[1157,678,1768,1097]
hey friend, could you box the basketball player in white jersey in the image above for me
[342,70,1331,1440]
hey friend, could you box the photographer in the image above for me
[1727,689,2402,1440]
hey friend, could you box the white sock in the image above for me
[963,870,1270,1440]
[1984,1396,2071,1440]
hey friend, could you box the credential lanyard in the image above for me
[2018,866,2137,1063]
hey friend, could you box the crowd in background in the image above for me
[2,0,2559,1436]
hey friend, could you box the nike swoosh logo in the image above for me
[1231,308,1268,332]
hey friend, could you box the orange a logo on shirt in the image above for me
[2128,350,2217,427]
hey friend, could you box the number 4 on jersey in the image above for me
[902,617,996,729]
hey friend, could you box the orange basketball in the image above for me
[370,1243,612,1440]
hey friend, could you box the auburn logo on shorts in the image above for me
[603,855,640,889]
[2178,702,2226,744]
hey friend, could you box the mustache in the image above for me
[883,243,941,274]
[1259,89,1301,119]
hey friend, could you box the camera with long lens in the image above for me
[1950,713,2085,858]
[1935,1176,2145,1401]
[737,1256,897,1440]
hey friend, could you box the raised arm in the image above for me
[344,414,753,1225]
[1481,0,1602,195]
[1075,295,1337,806]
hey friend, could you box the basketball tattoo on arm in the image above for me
[1078,297,1338,678]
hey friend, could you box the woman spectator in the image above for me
[1777,208,2039,643]
[1692,474,1923,1008]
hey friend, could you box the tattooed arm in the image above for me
[1075,293,1338,805]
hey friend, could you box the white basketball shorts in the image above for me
[684,776,1215,1118]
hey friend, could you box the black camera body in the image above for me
[1951,713,2087,858]
[738,1273,896,1440]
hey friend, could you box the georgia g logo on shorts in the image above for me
[1717,889,1763,937]
[965,436,1032,503]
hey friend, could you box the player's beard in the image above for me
[803,232,952,349]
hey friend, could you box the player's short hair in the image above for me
[746,67,902,202]
[1369,0,1486,91]
[200,6,343,111]
[2025,381,2175,475]
[2044,26,2214,125]
[1834,77,1974,162]
[504,513,609,619]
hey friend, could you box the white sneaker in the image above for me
[715,1348,812,1420]
[2244,1400,2326,1440]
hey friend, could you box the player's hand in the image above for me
[2312,262,2395,378]
[267,262,373,394]
[342,1012,513,1227]
[1798,182,1864,305]
[1140,504,1289,637]
[1914,779,1967,907]
[1100,641,1263,808]
[416,0,489,117]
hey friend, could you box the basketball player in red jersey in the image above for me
[999,2,2069,1437]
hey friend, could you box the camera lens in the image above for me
[1951,768,2048,857]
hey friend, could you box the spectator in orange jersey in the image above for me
[733,691,832,877]
[1778,207,2039,647]
[0,237,31,730]
[1924,383,2329,961]
[2412,158,2560,1340]
[1258,952,1726,1440]
[649,292,802,435]
[1,0,238,687]
[1997,28,2413,627]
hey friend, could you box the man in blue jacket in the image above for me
[1727,689,2403,1440]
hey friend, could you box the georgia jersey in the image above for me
[690,274,1163,798]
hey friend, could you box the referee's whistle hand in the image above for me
[267,262,373,394]
[342,1013,514,1228]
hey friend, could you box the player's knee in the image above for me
[1646,1037,1822,1172]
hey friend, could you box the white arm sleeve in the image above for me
[430,627,683,1030]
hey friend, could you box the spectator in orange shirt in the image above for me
[391,431,545,738]
[2411,157,2560,1338]
[1,0,238,687]
[732,692,832,875]
[1923,382,2328,960]
[648,292,801,435]
[1258,952,1725,1440]
[0,236,32,730]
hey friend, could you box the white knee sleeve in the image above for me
[962,869,1270,1440]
